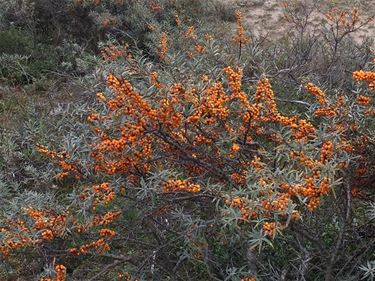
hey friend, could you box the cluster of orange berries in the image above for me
[314,107,337,117]
[101,44,131,61]
[26,208,67,243]
[291,119,316,141]
[0,209,69,257]
[70,211,120,235]
[194,43,206,54]
[325,7,364,30]
[289,150,320,169]
[93,211,122,226]
[300,177,331,210]
[182,25,208,57]
[27,208,66,230]
[69,238,111,255]
[150,71,162,89]
[353,70,375,90]
[69,228,116,256]
[225,197,256,221]
[42,229,54,241]
[232,10,249,45]
[231,143,241,153]
[0,219,37,256]
[200,82,230,121]
[156,84,185,129]
[229,143,241,157]
[254,78,317,142]
[353,70,374,114]
[279,176,330,212]
[321,141,334,163]
[162,179,201,193]
[87,112,101,123]
[352,68,375,126]
[89,74,158,176]
[118,272,138,281]
[37,145,82,180]
[230,172,247,185]
[99,228,117,238]
[305,82,327,106]
[356,95,372,106]
[304,82,340,118]
[262,193,291,213]
[192,133,212,145]
[149,1,162,13]
[185,26,197,40]
[91,182,116,209]
[306,197,319,211]
[255,78,277,113]
[158,32,168,61]
[225,67,244,96]
[262,222,281,237]
[107,74,156,117]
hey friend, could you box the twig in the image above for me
[276,98,312,107]
[87,260,121,281]
[324,181,352,281]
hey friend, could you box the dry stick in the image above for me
[330,18,373,64]
[294,234,312,279]
[276,98,311,107]
[164,193,215,203]
[87,260,122,281]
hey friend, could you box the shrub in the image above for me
[0,29,33,55]
[0,0,236,85]
[0,2,374,281]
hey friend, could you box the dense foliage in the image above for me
[0,0,374,280]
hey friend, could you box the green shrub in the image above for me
[0,29,33,55]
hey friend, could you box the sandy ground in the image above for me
[224,0,375,45]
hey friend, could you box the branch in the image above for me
[324,181,352,281]
[86,260,122,281]
[290,224,329,255]
[276,98,312,107]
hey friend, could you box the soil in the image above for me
[223,0,375,46]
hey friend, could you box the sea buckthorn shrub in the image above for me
[1,1,375,281]
[0,0,235,85]
[0,0,234,49]
[0,92,98,279]
[268,1,374,93]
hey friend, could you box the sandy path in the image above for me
[223,0,375,45]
